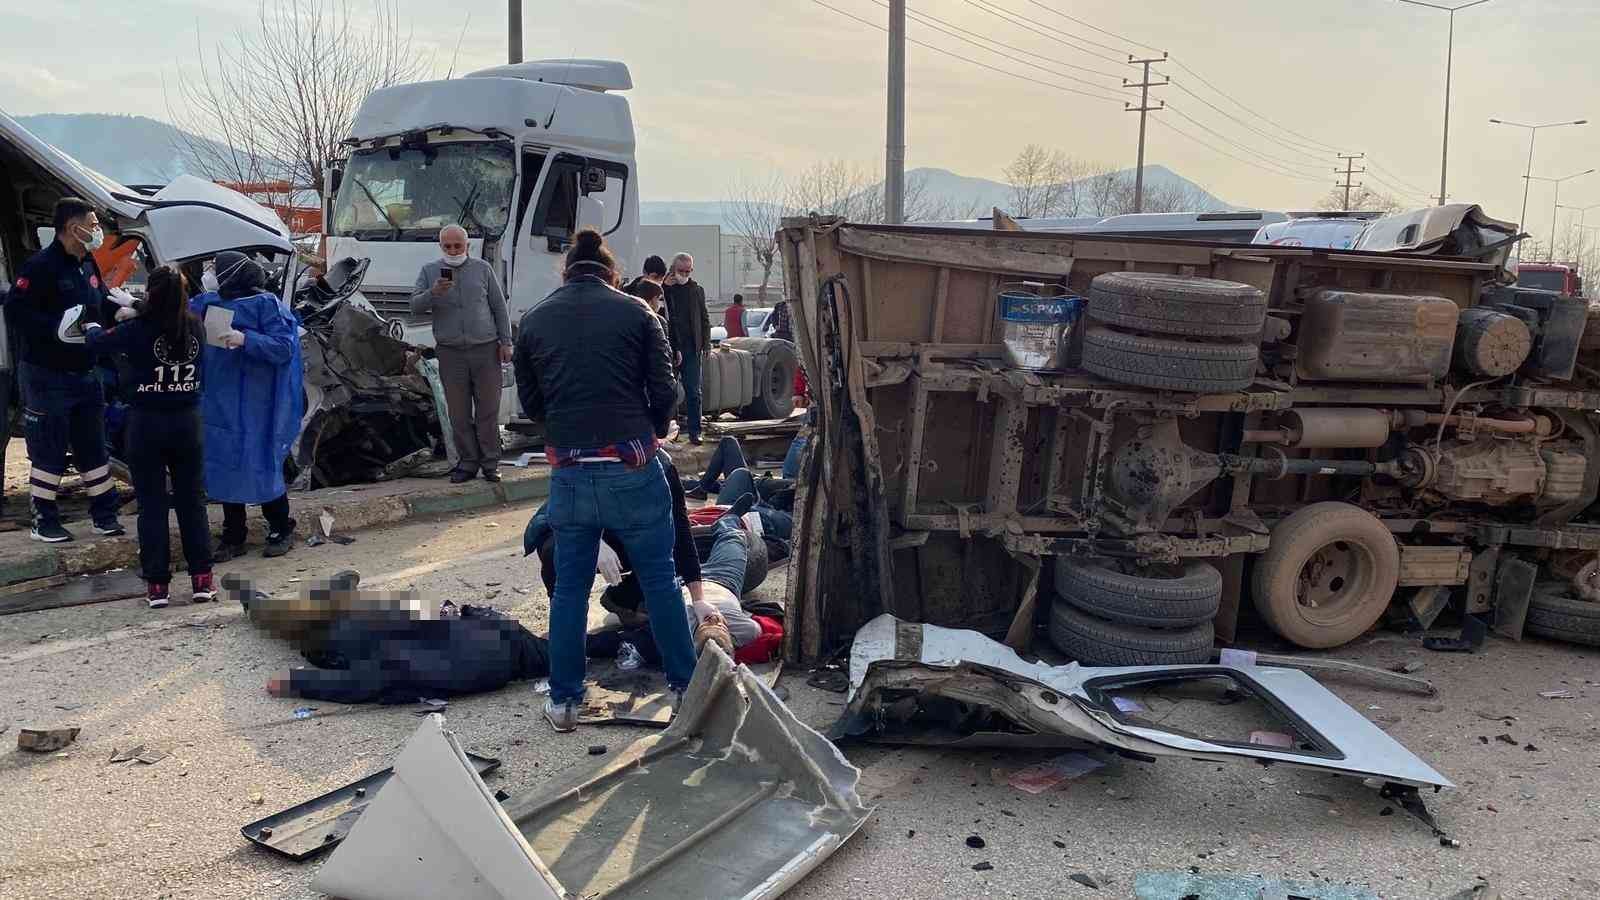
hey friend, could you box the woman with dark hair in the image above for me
[513,228,693,733]
[58,266,213,608]
[193,251,305,560]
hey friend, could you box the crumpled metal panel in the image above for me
[315,645,871,900]
[839,615,1452,791]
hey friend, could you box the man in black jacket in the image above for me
[512,228,695,733]
[3,197,123,542]
[663,252,711,444]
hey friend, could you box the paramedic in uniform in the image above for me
[1,197,124,543]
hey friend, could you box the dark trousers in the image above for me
[222,495,292,546]
[19,362,119,527]
[679,351,704,439]
[696,436,748,492]
[436,342,503,472]
[126,408,212,583]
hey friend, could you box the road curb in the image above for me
[0,471,549,588]
[0,439,725,589]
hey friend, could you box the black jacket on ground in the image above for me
[290,606,549,704]
[514,275,677,447]
[663,278,711,357]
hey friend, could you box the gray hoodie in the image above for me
[409,258,511,348]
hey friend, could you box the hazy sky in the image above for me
[2,0,1598,241]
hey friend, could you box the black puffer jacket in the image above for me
[514,275,678,447]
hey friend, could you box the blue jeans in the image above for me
[699,517,749,595]
[782,433,807,480]
[718,468,794,540]
[679,351,704,439]
[697,437,747,493]
[546,457,697,704]
[18,362,120,527]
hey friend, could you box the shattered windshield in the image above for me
[330,142,515,241]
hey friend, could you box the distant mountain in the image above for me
[17,114,1234,228]
[640,166,1236,230]
[13,113,231,185]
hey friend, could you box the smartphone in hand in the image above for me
[440,267,454,282]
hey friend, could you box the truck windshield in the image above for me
[1516,269,1568,293]
[330,142,515,241]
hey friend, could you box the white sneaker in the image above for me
[543,698,578,733]
[742,511,764,539]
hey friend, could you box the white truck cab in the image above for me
[323,59,640,424]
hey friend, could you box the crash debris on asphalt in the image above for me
[311,645,870,900]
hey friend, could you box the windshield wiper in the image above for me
[350,176,401,240]
[455,181,486,235]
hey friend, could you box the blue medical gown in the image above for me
[191,290,305,504]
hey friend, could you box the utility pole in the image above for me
[507,0,522,64]
[884,0,906,224]
[1124,54,1168,214]
[1336,153,1366,210]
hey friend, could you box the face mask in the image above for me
[201,270,219,293]
[672,273,690,285]
[78,225,105,252]
[442,252,469,267]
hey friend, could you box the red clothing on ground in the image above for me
[734,615,785,664]
[724,305,747,338]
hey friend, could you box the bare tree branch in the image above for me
[724,172,789,302]
[167,0,428,200]
[1315,186,1405,215]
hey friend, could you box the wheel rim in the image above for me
[1292,539,1377,626]
[768,362,787,401]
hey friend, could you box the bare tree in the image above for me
[169,0,426,199]
[1315,186,1405,215]
[724,172,789,302]
[1003,145,1073,218]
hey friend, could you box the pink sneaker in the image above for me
[191,572,217,603]
[147,582,170,609]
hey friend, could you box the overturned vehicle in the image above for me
[778,207,1600,664]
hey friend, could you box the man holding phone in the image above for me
[410,225,513,483]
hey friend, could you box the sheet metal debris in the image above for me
[840,616,1453,801]
[314,645,870,900]
[241,751,501,861]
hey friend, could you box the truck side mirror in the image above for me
[580,166,607,196]
[326,165,343,199]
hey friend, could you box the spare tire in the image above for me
[1047,600,1214,666]
[725,337,798,420]
[1055,558,1222,628]
[1082,325,1258,393]
[1526,586,1600,647]
[1088,272,1268,339]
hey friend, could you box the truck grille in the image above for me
[361,290,429,323]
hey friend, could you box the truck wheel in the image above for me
[1087,272,1267,339]
[1082,325,1258,393]
[1047,600,1214,665]
[1525,586,1600,647]
[1055,558,1221,628]
[1252,502,1400,649]
[725,337,797,420]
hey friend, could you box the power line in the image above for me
[863,0,1126,87]
[808,0,1126,104]
[1166,58,1344,155]
[1365,159,1433,199]
[1151,117,1330,186]
[1019,0,1166,54]
[957,0,1132,65]
[1168,80,1339,162]
[1164,106,1328,177]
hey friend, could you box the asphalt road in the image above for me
[1,502,1597,900]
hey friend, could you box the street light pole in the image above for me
[1397,0,1491,206]
[1525,169,1596,262]
[1489,117,1589,258]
